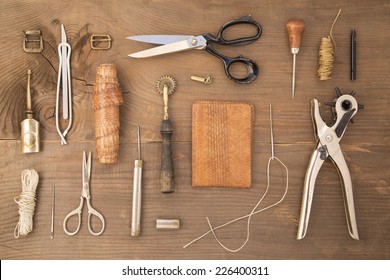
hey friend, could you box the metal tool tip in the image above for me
[137,125,141,159]
[269,102,275,160]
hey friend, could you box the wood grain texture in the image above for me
[0,0,389,260]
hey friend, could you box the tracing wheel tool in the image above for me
[156,76,177,193]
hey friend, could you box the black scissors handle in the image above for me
[202,16,262,83]
[205,45,259,84]
[204,15,262,45]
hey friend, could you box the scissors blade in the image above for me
[127,35,193,45]
[81,151,92,197]
[82,151,87,186]
[128,35,207,58]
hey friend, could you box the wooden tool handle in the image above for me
[287,19,305,49]
[160,119,174,193]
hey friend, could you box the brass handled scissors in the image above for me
[127,15,262,84]
[63,151,105,236]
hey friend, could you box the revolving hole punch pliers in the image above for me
[297,87,364,240]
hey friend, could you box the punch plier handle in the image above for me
[297,90,362,240]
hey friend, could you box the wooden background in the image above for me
[0,0,389,260]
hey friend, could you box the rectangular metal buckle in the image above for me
[90,34,112,50]
[23,30,43,53]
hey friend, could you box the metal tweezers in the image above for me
[55,24,72,145]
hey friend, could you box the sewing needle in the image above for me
[269,103,275,160]
[51,181,55,239]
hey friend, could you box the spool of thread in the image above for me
[317,9,342,81]
[14,169,39,238]
[93,64,123,163]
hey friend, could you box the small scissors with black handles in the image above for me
[127,15,262,84]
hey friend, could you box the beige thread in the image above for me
[318,9,342,80]
[14,169,39,238]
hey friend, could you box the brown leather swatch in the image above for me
[192,100,254,188]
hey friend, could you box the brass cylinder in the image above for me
[21,119,40,153]
[21,70,40,153]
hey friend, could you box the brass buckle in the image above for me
[90,34,112,50]
[23,30,43,53]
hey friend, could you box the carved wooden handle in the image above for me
[287,19,305,49]
[160,119,174,193]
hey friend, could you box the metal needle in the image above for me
[51,181,55,239]
[269,103,275,160]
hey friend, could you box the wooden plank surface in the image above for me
[0,0,389,260]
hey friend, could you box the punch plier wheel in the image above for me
[297,88,364,240]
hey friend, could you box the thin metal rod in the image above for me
[51,181,55,239]
[292,54,296,98]
[137,125,141,160]
[269,103,275,160]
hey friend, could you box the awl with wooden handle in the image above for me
[287,19,305,98]
[131,125,143,236]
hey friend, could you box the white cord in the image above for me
[14,169,39,238]
[183,157,288,252]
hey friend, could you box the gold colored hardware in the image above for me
[21,70,40,153]
[90,34,112,50]
[191,75,213,84]
[23,30,43,53]
[156,76,176,120]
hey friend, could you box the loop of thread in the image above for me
[317,9,342,80]
[183,156,289,252]
[14,169,39,238]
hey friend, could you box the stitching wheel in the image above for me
[156,75,176,95]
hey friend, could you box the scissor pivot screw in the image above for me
[190,37,198,46]
[191,75,213,84]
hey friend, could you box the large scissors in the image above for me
[127,15,262,84]
[63,151,105,236]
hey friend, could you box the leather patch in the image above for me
[192,100,254,188]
